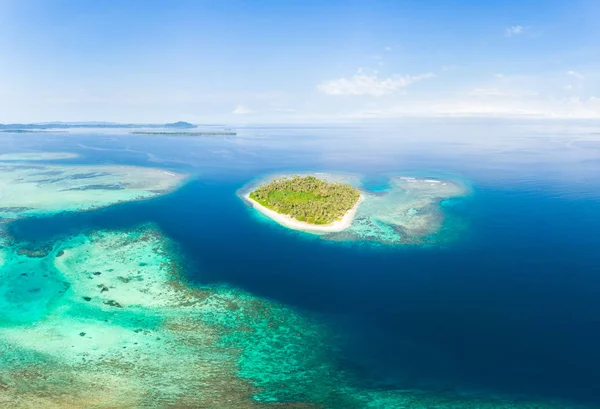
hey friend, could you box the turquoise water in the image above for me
[1,122,600,407]
[361,176,391,193]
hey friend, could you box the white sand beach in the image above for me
[245,193,363,234]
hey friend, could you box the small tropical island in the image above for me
[245,175,363,233]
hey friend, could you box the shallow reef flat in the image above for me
[0,226,581,409]
[0,159,186,218]
[0,152,79,161]
[242,173,468,245]
[333,176,468,244]
[0,226,319,408]
[0,242,5,268]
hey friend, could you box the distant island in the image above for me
[131,131,236,136]
[0,121,222,130]
[164,121,196,129]
[0,129,68,134]
[0,121,240,137]
[245,175,362,233]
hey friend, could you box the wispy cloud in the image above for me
[505,25,527,37]
[567,70,585,80]
[317,72,435,96]
[232,105,252,114]
[345,96,600,120]
[468,88,538,98]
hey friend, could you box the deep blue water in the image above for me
[4,121,600,405]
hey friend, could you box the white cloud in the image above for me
[317,72,435,96]
[384,46,392,52]
[505,25,526,37]
[567,70,585,80]
[232,105,252,114]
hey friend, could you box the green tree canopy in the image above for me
[249,175,360,225]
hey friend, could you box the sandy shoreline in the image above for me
[244,193,363,233]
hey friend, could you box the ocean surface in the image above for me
[2,120,600,407]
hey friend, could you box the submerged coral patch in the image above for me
[0,160,187,218]
[0,152,79,161]
[0,227,318,408]
[331,176,467,244]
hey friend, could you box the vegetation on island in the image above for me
[249,175,360,224]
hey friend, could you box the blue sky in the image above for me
[1,0,599,123]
